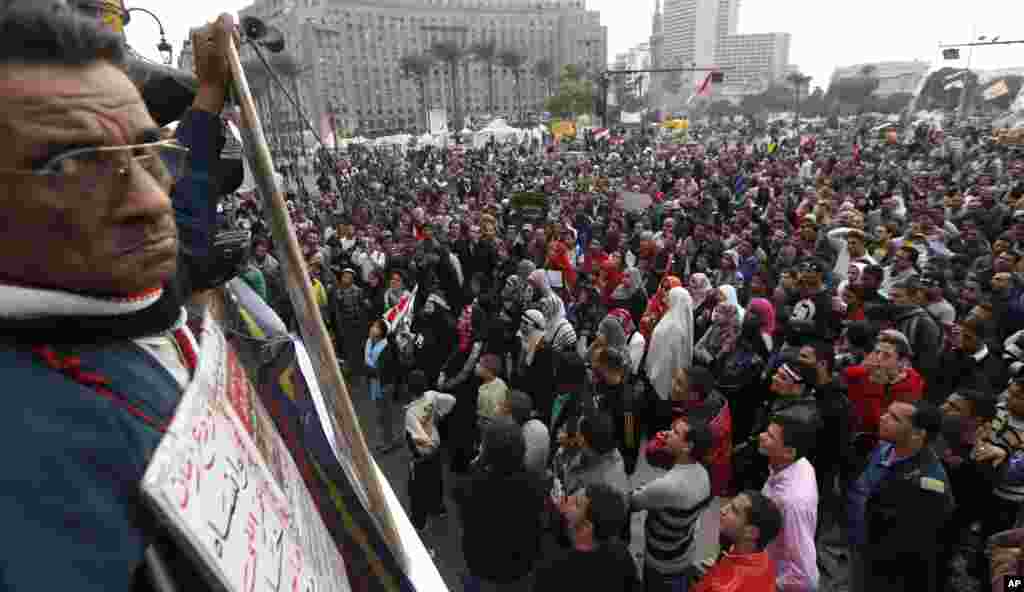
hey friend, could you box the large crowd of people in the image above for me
[223,75,1024,590]
[5,3,1024,592]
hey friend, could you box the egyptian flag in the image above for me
[383,285,417,336]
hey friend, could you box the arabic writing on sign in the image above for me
[143,318,350,592]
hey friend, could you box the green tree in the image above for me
[470,40,498,115]
[498,49,528,121]
[400,54,434,130]
[431,40,466,128]
[802,86,826,117]
[545,65,596,118]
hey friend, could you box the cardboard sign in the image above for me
[142,313,351,592]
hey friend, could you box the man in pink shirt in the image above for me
[758,415,820,592]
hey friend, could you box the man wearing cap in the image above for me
[734,360,820,492]
[782,258,835,351]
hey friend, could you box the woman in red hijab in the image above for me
[579,238,609,276]
[639,275,683,341]
[597,258,625,307]
[545,240,577,292]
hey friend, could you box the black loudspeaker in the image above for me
[125,58,198,127]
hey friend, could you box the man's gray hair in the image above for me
[0,3,126,69]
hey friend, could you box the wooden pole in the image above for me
[222,27,405,563]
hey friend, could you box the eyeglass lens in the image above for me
[52,144,189,185]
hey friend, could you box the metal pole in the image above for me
[602,74,609,129]
[958,28,976,124]
[225,30,406,562]
[795,85,801,132]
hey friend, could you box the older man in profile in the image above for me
[0,5,234,590]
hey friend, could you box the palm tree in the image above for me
[786,71,813,128]
[431,40,465,129]
[400,54,434,131]
[534,58,555,113]
[470,39,498,116]
[498,49,528,122]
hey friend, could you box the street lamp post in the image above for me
[125,7,173,64]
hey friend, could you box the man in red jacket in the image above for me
[843,329,925,457]
[693,491,783,592]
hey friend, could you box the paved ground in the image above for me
[346,375,864,592]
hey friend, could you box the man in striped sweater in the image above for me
[973,376,1024,585]
[630,418,713,592]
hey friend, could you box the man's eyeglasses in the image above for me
[0,140,190,189]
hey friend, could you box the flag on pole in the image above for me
[383,285,417,335]
[686,73,715,105]
[696,72,714,95]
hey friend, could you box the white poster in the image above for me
[621,111,643,124]
[142,313,351,592]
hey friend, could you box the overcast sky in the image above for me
[127,0,1024,90]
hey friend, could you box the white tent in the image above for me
[417,133,441,147]
[473,118,522,147]
[375,133,412,146]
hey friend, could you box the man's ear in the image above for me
[744,524,761,547]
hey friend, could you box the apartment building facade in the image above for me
[239,0,606,138]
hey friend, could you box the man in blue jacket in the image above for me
[846,401,953,592]
[0,6,233,590]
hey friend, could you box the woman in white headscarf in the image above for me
[717,284,746,323]
[404,372,457,532]
[528,268,568,343]
[646,287,695,402]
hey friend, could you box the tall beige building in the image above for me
[239,0,606,139]
[654,0,791,107]
[715,32,790,99]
